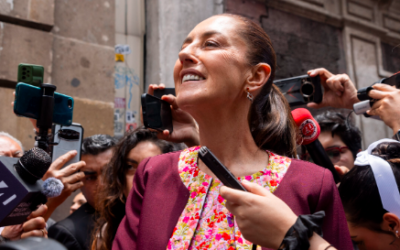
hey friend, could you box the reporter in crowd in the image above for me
[0,132,48,242]
[300,111,362,171]
[113,14,352,250]
[70,192,87,214]
[92,128,175,250]
[48,135,117,250]
[339,139,400,250]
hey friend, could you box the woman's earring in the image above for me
[246,88,254,102]
[396,230,399,238]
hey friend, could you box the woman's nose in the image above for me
[178,45,199,66]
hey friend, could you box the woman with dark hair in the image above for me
[113,14,351,250]
[92,128,174,250]
[339,139,400,250]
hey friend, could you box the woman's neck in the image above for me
[194,107,269,178]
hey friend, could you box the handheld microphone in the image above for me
[291,108,341,183]
[0,147,55,226]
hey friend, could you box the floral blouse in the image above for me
[167,147,291,250]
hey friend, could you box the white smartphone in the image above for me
[52,123,84,167]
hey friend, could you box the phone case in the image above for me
[14,83,74,126]
[274,75,322,107]
[52,123,84,168]
[17,63,44,87]
[141,93,173,132]
[198,146,247,191]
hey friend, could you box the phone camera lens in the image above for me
[68,99,73,108]
[22,67,26,71]
[22,76,26,80]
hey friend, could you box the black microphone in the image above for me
[292,108,341,184]
[0,147,57,226]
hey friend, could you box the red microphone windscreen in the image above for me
[291,108,320,145]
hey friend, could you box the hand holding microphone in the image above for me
[292,108,341,183]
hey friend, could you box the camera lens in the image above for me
[301,80,315,98]
[68,99,73,108]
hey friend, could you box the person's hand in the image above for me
[334,165,350,177]
[367,84,400,134]
[307,68,359,110]
[41,151,85,220]
[220,180,297,249]
[1,205,48,240]
[143,84,200,147]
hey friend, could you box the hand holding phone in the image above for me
[198,146,247,191]
[141,93,173,133]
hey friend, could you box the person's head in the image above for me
[80,134,117,208]
[339,141,400,250]
[173,14,296,157]
[93,128,174,250]
[315,111,362,169]
[70,192,87,214]
[0,132,23,158]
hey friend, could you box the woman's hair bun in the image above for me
[372,142,400,161]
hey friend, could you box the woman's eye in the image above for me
[204,41,218,47]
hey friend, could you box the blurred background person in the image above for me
[300,110,362,171]
[339,139,400,250]
[92,127,175,250]
[48,135,117,250]
[70,193,87,215]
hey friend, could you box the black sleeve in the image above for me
[48,223,83,250]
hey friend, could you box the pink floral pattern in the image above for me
[167,147,291,250]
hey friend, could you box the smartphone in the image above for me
[274,75,322,107]
[17,63,44,87]
[198,146,247,191]
[52,123,84,167]
[14,83,74,126]
[153,88,176,99]
[141,93,173,132]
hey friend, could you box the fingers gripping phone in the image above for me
[52,123,84,168]
[198,146,247,191]
[153,88,176,99]
[141,93,173,132]
[14,83,74,126]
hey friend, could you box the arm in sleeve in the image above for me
[112,157,150,250]
[315,169,353,250]
[48,224,82,250]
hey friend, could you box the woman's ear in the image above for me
[382,213,400,237]
[245,63,271,93]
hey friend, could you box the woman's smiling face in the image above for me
[173,15,251,113]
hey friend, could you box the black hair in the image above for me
[81,134,118,156]
[339,142,400,234]
[314,110,362,159]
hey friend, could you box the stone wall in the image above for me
[0,0,115,221]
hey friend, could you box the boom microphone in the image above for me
[0,147,54,226]
[291,108,341,183]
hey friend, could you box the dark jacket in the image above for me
[49,202,95,250]
[112,151,353,250]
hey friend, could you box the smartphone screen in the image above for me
[52,123,84,168]
[141,94,173,132]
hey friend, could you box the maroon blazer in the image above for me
[113,151,352,250]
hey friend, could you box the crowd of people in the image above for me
[1,13,400,250]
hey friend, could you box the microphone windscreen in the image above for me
[291,108,321,145]
[42,177,64,198]
[16,147,52,183]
